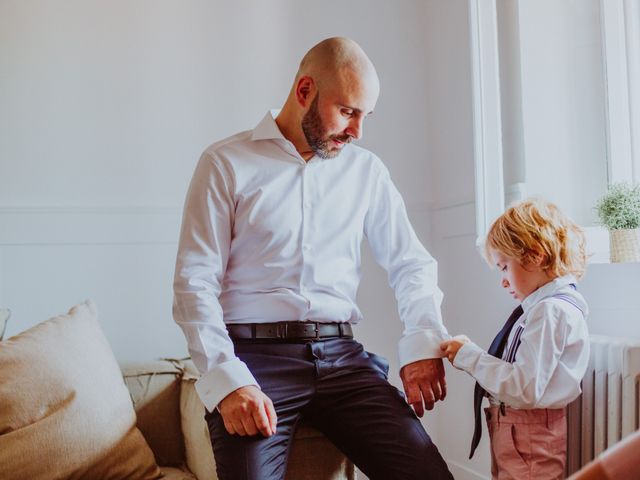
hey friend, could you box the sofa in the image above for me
[123,358,356,480]
[0,300,355,480]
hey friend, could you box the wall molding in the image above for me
[432,201,477,240]
[431,198,476,211]
[406,201,436,213]
[0,206,182,245]
[2,203,524,252]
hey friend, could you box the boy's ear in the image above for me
[527,249,547,267]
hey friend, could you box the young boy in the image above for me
[441,199,590,480]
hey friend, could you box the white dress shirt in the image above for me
[173,111,448,411]
[454,275,590,409]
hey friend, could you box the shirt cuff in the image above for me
[398,329,450,368]
[194,358,259,412]
[452,341,484,372]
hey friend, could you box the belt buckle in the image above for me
[285,322,318,339]
[255,323,286,339]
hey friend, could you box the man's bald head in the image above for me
[276,37,380,160]
[296,37,379,92]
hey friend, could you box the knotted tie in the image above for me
[468,305,524,459]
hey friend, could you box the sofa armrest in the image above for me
[122,359,187,468]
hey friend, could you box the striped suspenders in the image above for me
[498,286,585,415]
[505,285,585,364]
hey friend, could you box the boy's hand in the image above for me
[440,335,471,363]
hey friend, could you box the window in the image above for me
[470,0,640,263]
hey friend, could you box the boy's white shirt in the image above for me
[453,275,590,409]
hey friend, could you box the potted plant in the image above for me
[596,182,640,263]
[0,308,9,340]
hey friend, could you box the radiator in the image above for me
[566,334,640,476]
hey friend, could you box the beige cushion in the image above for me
[0,300,161,480]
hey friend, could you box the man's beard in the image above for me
[301,95,351,159]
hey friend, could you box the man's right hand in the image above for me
[218,385,277,437]
[400,358,447,417]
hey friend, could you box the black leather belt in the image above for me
[227,321,353,340]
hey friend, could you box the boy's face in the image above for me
[491,250,551,301]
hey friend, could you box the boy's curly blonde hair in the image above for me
[485,198,587,279]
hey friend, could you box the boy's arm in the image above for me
[453,302,588,408]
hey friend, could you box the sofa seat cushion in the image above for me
[0,300,161,480]
[160,467,197,480]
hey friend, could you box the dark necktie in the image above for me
[468,305,524,459]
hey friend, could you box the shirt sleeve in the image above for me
[363,163,449,368]
[453,302,581,408]
[173,151,258,412]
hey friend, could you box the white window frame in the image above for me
[469,0,640,263]
[469,0,504,248]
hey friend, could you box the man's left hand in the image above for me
[400,358,447,417]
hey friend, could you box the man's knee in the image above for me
[206,409,290,480]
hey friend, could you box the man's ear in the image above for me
[295,76,315,107]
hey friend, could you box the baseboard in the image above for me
[354,461,487,480]
[447,460,489,480]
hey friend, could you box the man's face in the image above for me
[300,71,379,159]
[301,94,353,159]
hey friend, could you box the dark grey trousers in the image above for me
[205,338,453,480]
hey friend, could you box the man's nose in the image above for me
[501,278,509,288]
[345,117,364,140]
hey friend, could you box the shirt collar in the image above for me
[521,274,578,313]
[250,110,286,141]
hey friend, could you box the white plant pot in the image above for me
[609,228,640,263]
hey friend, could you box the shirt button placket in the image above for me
[300,162,314,309]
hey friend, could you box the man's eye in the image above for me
[501,266,507,272]
[342,110,353,117]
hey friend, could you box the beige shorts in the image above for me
[485,405,566,480]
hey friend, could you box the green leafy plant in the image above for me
[596,182,640,230]
[0,308,9,341]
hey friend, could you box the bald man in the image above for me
[173,37,453,479]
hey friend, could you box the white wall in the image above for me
[0,5,437,474]
[0,0,432,352]
[517,0,608,226]
[0,5,438,480]
[421,2,495,478]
